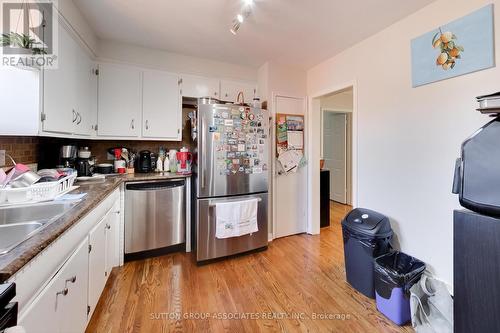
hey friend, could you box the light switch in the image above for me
[0,150,5,167]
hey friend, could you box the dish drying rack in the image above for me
[0,173,77,206]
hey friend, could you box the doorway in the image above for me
[320,89,353,206]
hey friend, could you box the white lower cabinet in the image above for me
[105,202,120,277]
[20,238,89,333]
[17,191,121,333]
[88,216,107,318]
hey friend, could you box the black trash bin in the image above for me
[342,208,393,298]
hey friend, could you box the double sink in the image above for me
[0,201,79,255]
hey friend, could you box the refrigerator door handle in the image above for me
[208,197,262,207]
[201,118,207,189]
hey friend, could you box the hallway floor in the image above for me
[86,202,412,332]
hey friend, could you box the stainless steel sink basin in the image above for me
[0,201,80,254]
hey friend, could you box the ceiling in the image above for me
[73,0,436,69]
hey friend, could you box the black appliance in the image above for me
[454,209,500,333]
[342,208,393,298]
[136,150,152,173]
[0,283,17,330]
[453,117,500,217]
[75,158,93,177]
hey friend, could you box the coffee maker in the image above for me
[135,150,152,173]
[60,145,77,168]
[75,147,94,177]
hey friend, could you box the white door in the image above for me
[42,25,77,134]
[324,112,347,203]
[97,63,142,137]
[59,239,90,333]
[104,204,120,277]
[181,74,220,99]
[274,96,307,238]
[88,216,107,317]
[74,51,96,136]
[142,70,181,140]
[18,267,64,333]
[220,80,256,104]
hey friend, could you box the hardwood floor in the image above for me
[86,202,412,333]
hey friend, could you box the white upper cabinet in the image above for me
[220,80,256,104]
[181,74,220,99]
[42,24,78,134]
[74,50,97,136]
[143,70,182,140]
[42,23,97,137]
[97,63,142,137]
[0,67,40,135]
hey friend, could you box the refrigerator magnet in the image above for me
[224,119,234,126]
[238,144,245,152]
[253,167,263,174]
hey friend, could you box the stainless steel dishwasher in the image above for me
[125,180,185,260]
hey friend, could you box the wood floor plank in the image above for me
[86,202,412,333]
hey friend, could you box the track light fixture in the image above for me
[229,2,253,35]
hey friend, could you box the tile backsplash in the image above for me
[0,136,40,167]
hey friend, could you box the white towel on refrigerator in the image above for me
[215,198,259,239]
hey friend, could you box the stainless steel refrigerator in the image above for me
[194,100,269,262]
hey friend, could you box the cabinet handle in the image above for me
[56,288,69,297]
[72,110,77,123]
[131,119,135,130]
[214,92,218,96]
[66,276,77,284]
[76,112,82,125]
[145,120,149,130]
[106,223,111,230]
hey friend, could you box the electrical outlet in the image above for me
[0,150,5,167]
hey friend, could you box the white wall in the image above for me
[308,0,499,288]
[97,40,257,81]
[56,0,98,55]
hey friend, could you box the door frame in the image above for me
[322,110,348,204]
[307,80,358,235]
[271,93,308,241]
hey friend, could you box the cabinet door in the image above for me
[97,63,142,137]
[19,268,64,333]
[88,216,107,317]
[142,70,181,140]
[59,239,89,333]
[42,25,77,134]
[74,52,97,136]
[19,239,89,333]
[181,74,220,99]
[220,80,256,104]
[105,204,120,277]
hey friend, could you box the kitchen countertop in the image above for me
[0,172,191,283]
